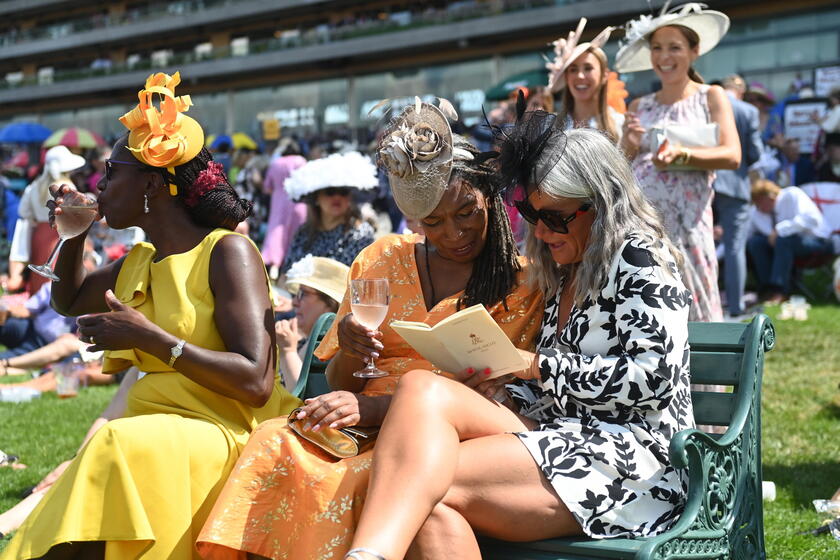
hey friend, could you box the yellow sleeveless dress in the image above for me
[1,229,301,560]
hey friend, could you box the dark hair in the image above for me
[650,25,704,84]
[449,138,520,311]
[299,190,361,250]
[165,147,252,230]
[318,291,340,313]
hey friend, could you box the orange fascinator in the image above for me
[119,71,204,195]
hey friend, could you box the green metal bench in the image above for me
[479,314,776,560]
[297,312,776,560]
[291,312,335,400]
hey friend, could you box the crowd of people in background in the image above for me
[0,74,838,384]
[0,1,840,557]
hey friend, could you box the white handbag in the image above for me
[648,123,719,171]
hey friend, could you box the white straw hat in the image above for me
[284,254,349,305]
[44,145,86,178]
[615,2,730,73]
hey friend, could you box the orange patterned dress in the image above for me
[196,234,543,560]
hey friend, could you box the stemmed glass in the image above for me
[29,192,98,282]
[350,278,390,378]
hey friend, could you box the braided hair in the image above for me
[449,137,520,311]
[164,147,252,230]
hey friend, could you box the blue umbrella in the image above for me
[210,134,233,151]
[0,122,52,144]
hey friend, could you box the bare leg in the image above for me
[349,370,581,559]
[406,503,480,560]
[0,489,47,535]
[0,372,56,391]
[6,334,81,370]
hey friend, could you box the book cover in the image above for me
[390,304,527,378]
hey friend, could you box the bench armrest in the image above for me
[637,314,775,560]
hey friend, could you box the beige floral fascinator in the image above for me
[376,97,466,219]
[546,18,615,94]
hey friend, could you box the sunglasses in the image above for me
[515,200,591,234]
[320,187,351,197]
[104,159,148,182]
[293,286,322,302]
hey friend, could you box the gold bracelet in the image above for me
[674,147,692,166]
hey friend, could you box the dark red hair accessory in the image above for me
[185,161,226,207]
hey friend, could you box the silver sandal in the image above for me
[345,547,386,560]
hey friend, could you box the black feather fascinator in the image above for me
[487,90,568,203]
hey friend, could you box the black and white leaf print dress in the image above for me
[508,234,695,539]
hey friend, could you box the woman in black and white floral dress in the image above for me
[343,118,695,560]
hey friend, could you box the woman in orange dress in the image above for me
[196,100,543,560]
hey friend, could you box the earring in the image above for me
[143,194,150,214]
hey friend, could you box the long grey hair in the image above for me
[525,128,682,302]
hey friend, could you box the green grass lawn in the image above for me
[1,304,839,556]
[1,382,117,547]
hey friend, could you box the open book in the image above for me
[389,304,527,379]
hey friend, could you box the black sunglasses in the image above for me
[515,200,591,234]
[104,159,148,182]
[320,187,351,197]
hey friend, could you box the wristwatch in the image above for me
[168,338,186,367]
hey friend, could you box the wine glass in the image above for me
[350,278,390,378]
[29,192,99,282]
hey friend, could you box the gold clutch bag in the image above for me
[287,407,379,459]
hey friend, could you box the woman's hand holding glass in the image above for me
[30,183,100,281]
[349,278,389,378]
[336,310,384,372]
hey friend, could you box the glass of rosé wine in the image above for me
[350,278,390,378]
[29,191,98,282]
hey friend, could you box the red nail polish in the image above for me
[483,368,491,375]
[466,367,475,374]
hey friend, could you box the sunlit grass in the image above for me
[1,304,838,556]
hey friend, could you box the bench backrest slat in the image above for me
[687,321,751,428]
[688,351,743,385]
[689,391,735,425]
[291,312,336,400]
[687,322,749,352]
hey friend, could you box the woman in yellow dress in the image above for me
[195,99,543,560]
[1,72,300,560]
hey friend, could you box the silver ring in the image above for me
[90,336,96,345]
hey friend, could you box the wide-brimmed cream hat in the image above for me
[615,2,729,73]
[377,97,462,219]
[284,254,349,305]
[546,18,615,93]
